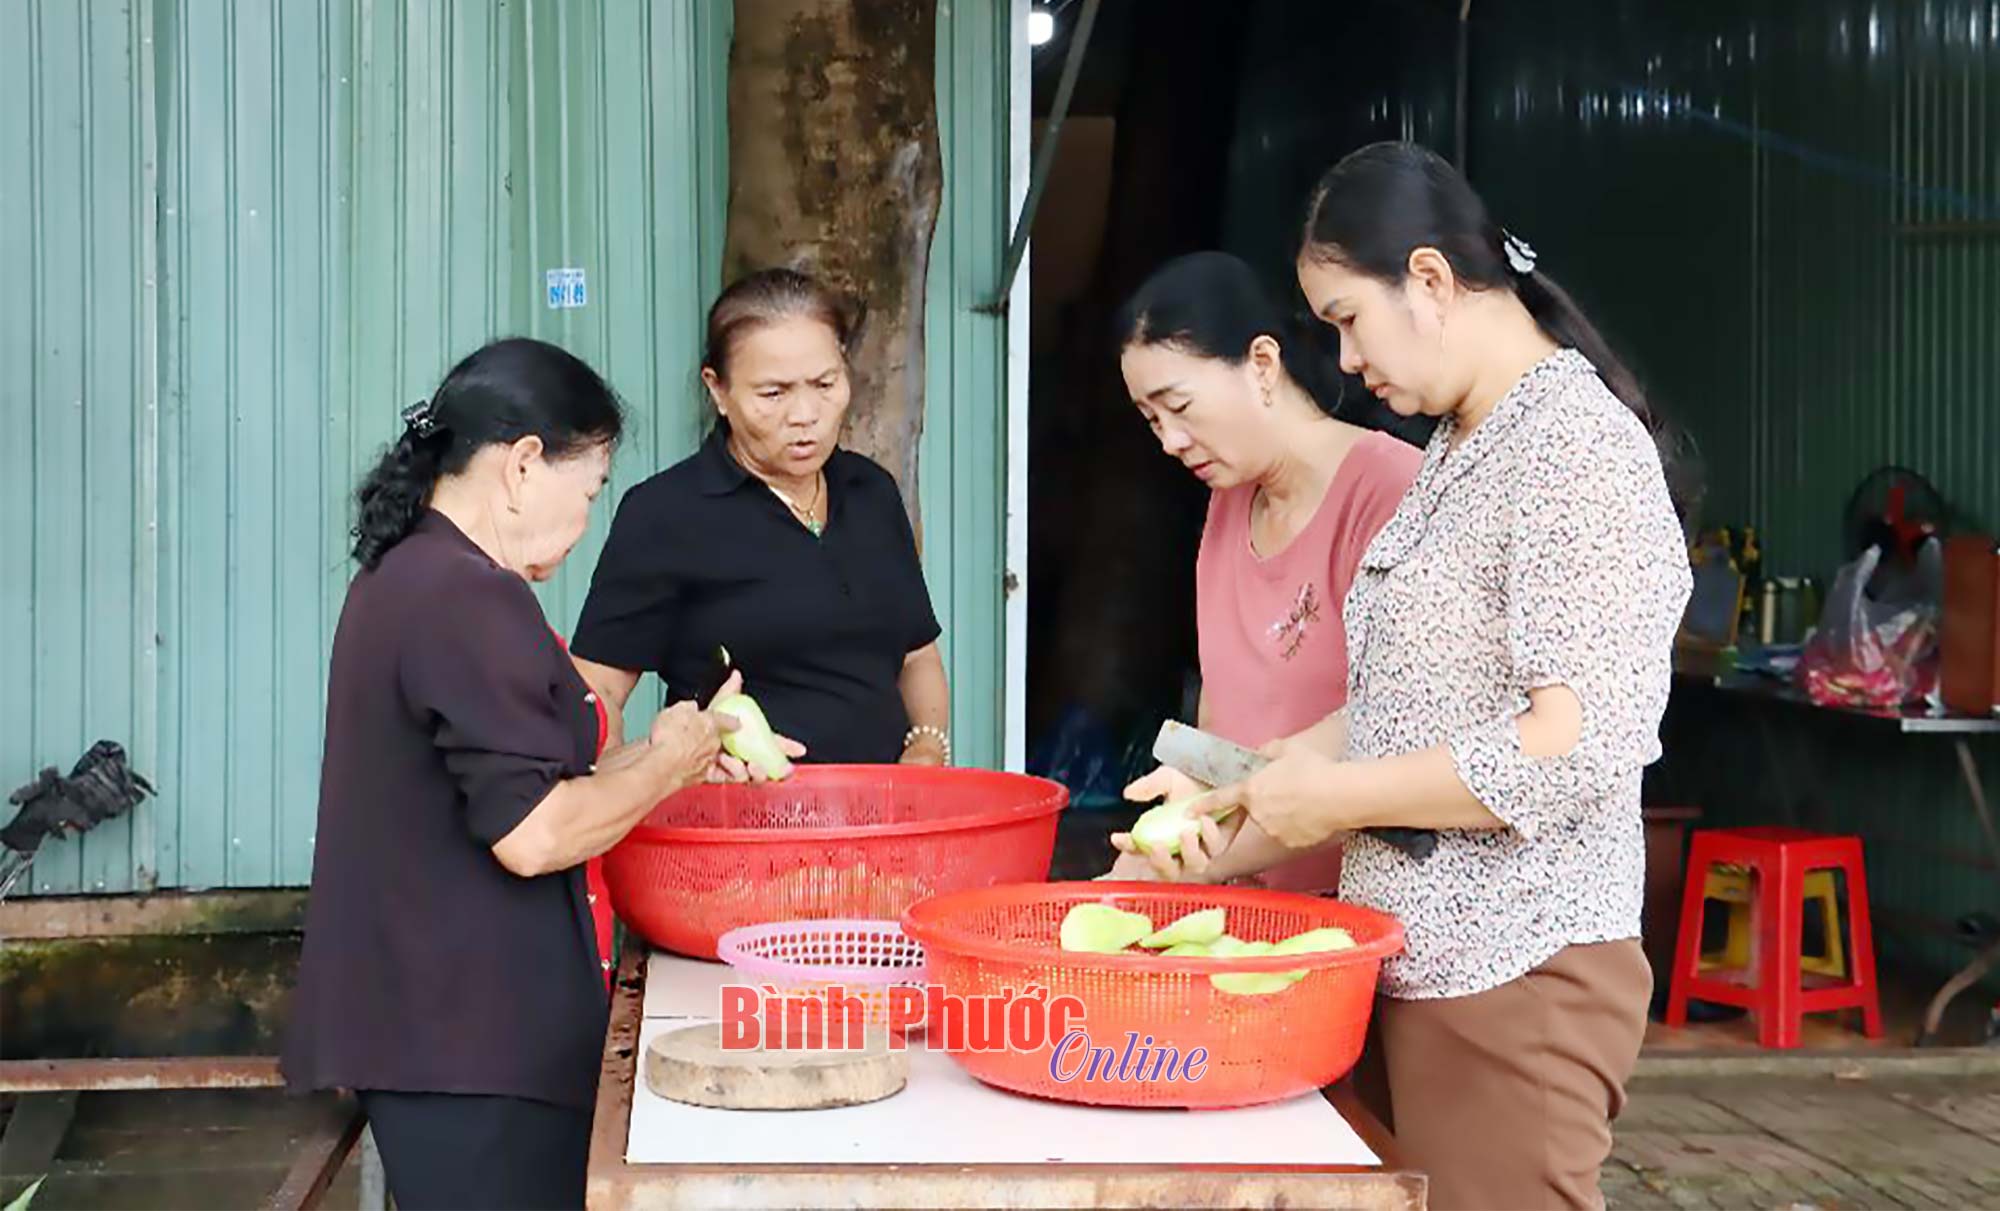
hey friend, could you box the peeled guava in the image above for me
[1234,926,1361,989]
[1059,903,1154,953]
[1128,795,1207,857]
[1129,790,1248,858]
[1270,926,1357,957]
[1139,907,1227,950]
[1210,940,1298,996]
[712,692,793,781]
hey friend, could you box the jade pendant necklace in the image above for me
[767,473,825,537]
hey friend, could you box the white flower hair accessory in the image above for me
[1502,230,1538,276]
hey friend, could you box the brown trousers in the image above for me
[1353,939,1652,1211]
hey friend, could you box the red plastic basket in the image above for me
[900,882,1405,1109]
[601,766,1066,959]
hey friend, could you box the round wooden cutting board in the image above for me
[644,1022,910,1110]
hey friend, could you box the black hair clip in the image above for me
[401,398,444,439]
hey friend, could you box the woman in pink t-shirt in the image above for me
[1103,252,1421,891]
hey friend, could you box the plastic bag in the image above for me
[1795,542,1941,709]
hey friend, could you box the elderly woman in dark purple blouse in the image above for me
[283,339,775,1210]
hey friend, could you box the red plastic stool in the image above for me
[1664,827,1883,1048]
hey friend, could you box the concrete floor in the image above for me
[1607,1071,2000,1210]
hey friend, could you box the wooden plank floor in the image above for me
[0,1089,361,1211]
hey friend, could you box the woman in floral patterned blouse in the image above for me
[1163,143,1693,1209]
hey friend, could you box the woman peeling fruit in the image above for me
[283,340,758,1207]
[1100,251,1422,891]
[1106,144,1690,1210]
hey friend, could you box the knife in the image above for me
[1150,720,1437,863]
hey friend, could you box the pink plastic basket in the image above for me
[714,919,930,1035]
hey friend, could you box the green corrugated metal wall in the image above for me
[1215,0,1996,989]
[921,0,1013,782]
[1,0,161,900]
[1466,0,1999,576]
[3,0,1013,895]
[1458,0,2000,988]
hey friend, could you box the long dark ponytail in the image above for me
[1114,250,1351,418]
[1300,142,1655,431]
[351,337,625,570]
[1299,141,1697,520]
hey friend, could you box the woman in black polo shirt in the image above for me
[283,338,750,1210]
[571,268,952,768]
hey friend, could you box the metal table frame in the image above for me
[585,946,1426,1210]
[1675,665,2000,1044]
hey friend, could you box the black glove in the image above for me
[2,741,155,855]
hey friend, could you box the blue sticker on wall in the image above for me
[546,268,587,309]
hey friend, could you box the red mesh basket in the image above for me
[900,882,1405,1109]
[601,766,1067,959]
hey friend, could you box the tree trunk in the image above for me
[722,0,943,538]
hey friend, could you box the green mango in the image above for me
[1128,791,1246,857]
[1212,970,1298,996]
[1220,926,1360,991]
[712,692,793,781]
[1160,941,1214,957]
[1270,926,1356,957]
[1128,795,1204,857]
[1139,907,1226,949]
[1210,940,1297,996]
[1059,903,1154,953]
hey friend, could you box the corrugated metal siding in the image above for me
[1471,0,2000,575]
[1746,0,1997,571]
[2,0,160,897]
[7,0,1013,894]
[7,0,733,893]
[1214,0,1995,987]
[922,0,1012,774]
[1464,0,2000,986]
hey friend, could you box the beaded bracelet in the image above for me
[903,725,952,765]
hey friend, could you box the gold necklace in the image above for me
[767,473,825,536]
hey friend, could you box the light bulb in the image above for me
[1029,9,1055,46]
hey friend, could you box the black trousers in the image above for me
[359,1090,592,1211]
